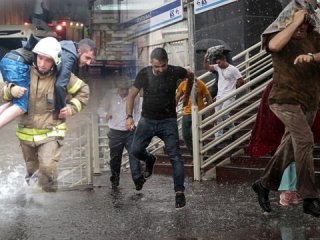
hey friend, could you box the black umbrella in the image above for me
[195,38,233,66]
[195,38,232,53]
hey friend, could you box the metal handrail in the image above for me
[96,40,274,181]
[192,41,274,180]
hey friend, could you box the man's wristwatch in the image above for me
[308,53,315,62]
[126,114,133,120]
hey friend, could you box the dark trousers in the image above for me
[131,117,185,192]
[261,104,318,199]
[108,129,136,183]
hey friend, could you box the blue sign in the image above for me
[194,0,237,14]
[121,0,183,38]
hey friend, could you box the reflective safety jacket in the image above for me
[1,67,89,144]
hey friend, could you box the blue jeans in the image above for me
[0,55,30,112]
[131,117,185,192]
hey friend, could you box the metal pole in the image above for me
[186,0,195,70]
[192,101,201,180]
[92,113,101,175]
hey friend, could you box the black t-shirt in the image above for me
[134,65,188,119]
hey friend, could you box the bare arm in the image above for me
[205,93,213,105]
[236,77,245,88]
[203,52,213,71]
[182,71,195,107]
[294,52,320,64]
[268,10,307,52]
[126,86,140,131]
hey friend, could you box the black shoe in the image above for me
[252,181,271,212]
[175,192,186,209]
[303,198,320,217]
[110,175,119,190]
[134,176,146,191]
[144,154,157,178]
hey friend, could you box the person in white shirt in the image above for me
[104,78,141,189]
[204,53,244,139]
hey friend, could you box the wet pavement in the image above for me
[1,119,320,240]
[1,170,320,240]
[1,78,320,239]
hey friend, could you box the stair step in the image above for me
[230,155,320,168]
[216,165,320,185]
[156,153,193,164]
[216,164,263,183]
[154,163,194,177]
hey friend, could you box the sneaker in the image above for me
[134,176,146,191]
[279,191,290,206]
[175,192,186,209]
[289,192,301,205]
[144,154,157,178]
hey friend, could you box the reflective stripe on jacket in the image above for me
[15,67,89,142]
[16,123,67,142]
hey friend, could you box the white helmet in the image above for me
[33,37,61,66]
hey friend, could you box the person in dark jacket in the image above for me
[55,38,96,118]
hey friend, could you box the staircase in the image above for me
[99,41,320,183]
[152,137,244,178]
[153,140,194,177]
[216,145,320,184]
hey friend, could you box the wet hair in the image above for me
[215,53,226,61]
[78,38,97,55]
[150,47,168,61]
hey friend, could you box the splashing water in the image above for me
[0,165,26,199]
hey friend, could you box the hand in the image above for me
[125,118,135,131]
[58,107,69,119]
[186,70,195,80]
[106,114,112,120]
[236,78,245,88]
[11,86,27,98]
[204,52,210,62]
[292,9,307,26]
[294,54,314,64]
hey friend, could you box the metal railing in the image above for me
[58,112,94,190]
[192,42,274,180]
[96,119,163,172]
[95,41,274,181]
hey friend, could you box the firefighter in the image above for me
[0,37,89,192]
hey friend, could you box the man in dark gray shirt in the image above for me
[126,47,194,209]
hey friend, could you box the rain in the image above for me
[0,0,320,239]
